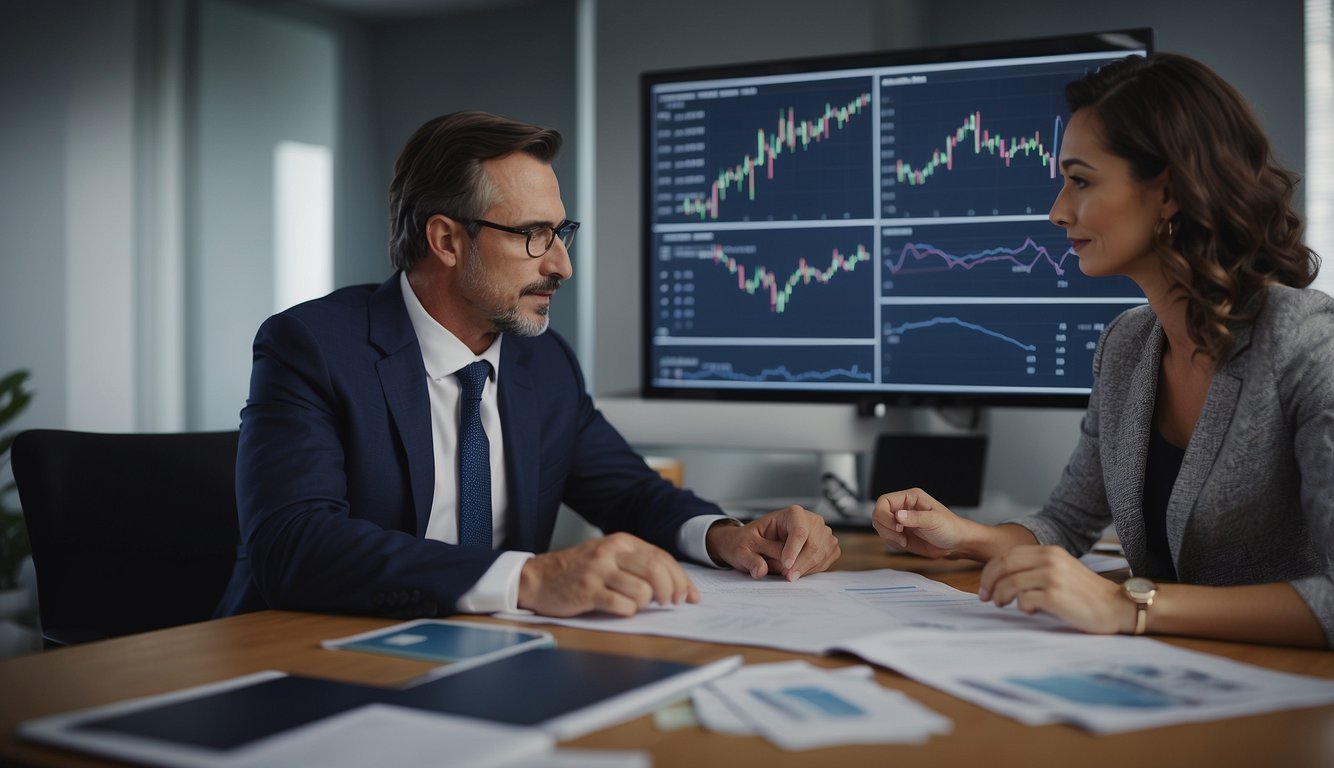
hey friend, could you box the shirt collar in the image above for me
[399,270,503,381]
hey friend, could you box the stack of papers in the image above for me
[838,628,1334,733]
[504,564,1334,733]
[692,661,950,750]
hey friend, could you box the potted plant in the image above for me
[0,370,33,592]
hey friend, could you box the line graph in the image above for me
[652,345,875,389]
[885,316,1037,352]
[652,77,875,224]
[879,302,1140,390]
[652,227,876,339]
[879,220,1142,299]
[887,235,1072,276]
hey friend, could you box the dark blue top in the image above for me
[1141,424,1184,581]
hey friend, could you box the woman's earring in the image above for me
[1156,217,1175,244]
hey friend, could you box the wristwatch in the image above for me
[1123,577,1158,636]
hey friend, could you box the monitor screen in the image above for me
[641,29,1152,410]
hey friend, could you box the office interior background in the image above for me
[0,0,1326,525]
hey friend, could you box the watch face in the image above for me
[1124,577,1157,599]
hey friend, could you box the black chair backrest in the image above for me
[12,429,240,645]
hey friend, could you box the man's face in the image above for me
[458,153,573,337]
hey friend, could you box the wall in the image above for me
[0,1,139,436]
[350,1,581,338]
[190,0,339,430]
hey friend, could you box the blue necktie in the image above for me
[456,360,492,548]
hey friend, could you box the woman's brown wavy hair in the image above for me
[1065,53,1319,362]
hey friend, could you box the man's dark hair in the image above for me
[388,111,562,271]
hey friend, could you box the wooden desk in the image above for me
[2,534,1332,767]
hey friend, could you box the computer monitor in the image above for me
[641,29,1152,412]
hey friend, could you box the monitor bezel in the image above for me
[639,28,1154,411]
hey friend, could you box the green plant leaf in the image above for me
[0,370,33,426]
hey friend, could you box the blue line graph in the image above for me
[885,316,1037,352]
[652,345,875,390]
[676,363,873,384]
[881,302,1139,390]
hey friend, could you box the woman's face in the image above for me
[1048,110,1176,286]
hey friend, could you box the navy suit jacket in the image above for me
[216,274,722,618]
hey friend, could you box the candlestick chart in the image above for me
[879,62,1077,218]
[652,77,875,225]
[652,227,875,339]
[649,226,877,388]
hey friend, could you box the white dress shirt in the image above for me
[400,273,728,614]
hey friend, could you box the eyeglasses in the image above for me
[463,218,580,258]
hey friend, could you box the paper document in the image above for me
[499,564,1062,655]
[1079,553,1130,573]
[506,749,652,768]
[837,628,1334,733]
[694,661,950,749]
[500,564,1334,732]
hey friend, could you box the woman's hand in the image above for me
[978,544,1130,634]
[871,488,975,559]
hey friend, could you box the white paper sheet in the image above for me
[498,564,1061,654]
[698,662,951,749]
[836,628,1334,733]
[500,564,1334,733]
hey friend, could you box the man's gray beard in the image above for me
[463,240,551,337]
[492,303,549,337]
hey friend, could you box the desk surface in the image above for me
[3,534,1332,768]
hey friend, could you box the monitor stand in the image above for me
[718,449,874,528]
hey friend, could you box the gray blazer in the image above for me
[1010,285,1334,646]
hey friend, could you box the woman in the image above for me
[872,53,1334,648]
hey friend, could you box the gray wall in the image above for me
[192,0,338,430]
[1,0,139,436]
[190,0,581,430]
[352,0,581,335]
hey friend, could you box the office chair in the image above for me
[11,429,240,646]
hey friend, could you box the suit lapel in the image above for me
[498,339,540,550]
[1112,321,1164,570]
[369,275,435,536]
[1167,323,1251,558]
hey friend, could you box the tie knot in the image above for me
[456,360,491,400]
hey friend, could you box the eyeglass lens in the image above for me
[527,221,578,257]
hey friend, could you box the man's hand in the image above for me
[517,533,699,617]
[706,506,840,581]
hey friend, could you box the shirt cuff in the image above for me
[678,514,737,569]
[454,550,535,613]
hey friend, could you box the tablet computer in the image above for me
[322,619,553,676]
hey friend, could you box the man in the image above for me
[216,111,840,620]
